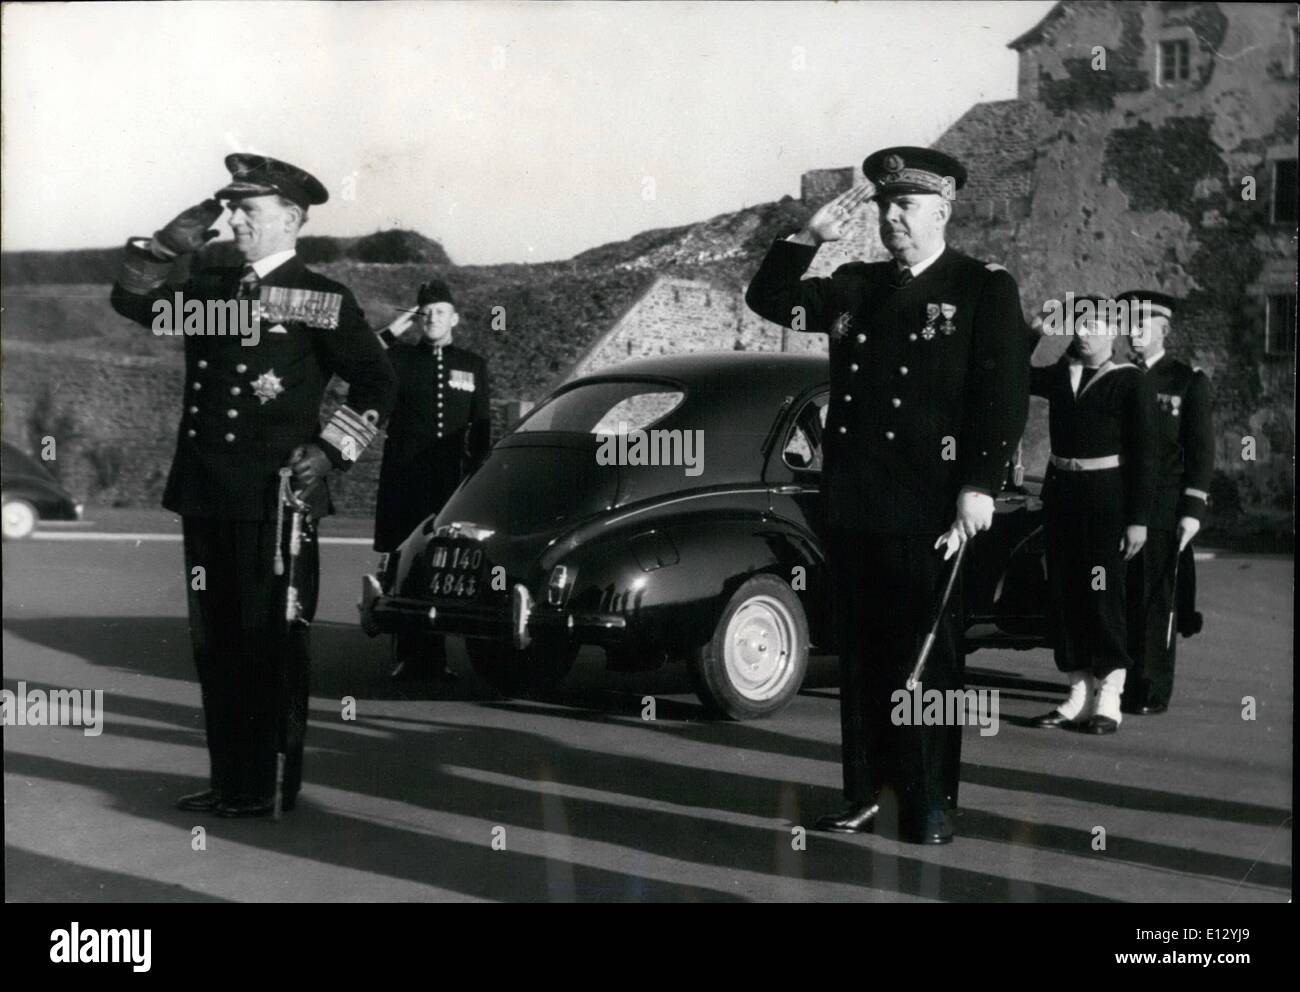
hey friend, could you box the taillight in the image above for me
[547,564,575,606]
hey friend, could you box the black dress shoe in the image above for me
[1135,702,1167,715]
[215,799,275,819]
[1084,715,1119,734]
[813,802,880,834]
[175,789,222,812]
[1029,709,1079,729]
[907,809,954,845]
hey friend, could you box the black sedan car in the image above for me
[1,441,83,540]
[359,353,1047,719]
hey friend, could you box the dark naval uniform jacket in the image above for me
[746,240,1031,534]
[1031,355,1157,527]
[373,333,491,553]
[1141,355,1214,530]
[111,250,397,519]
[1031,354,1156,676]
[1124,353,1213,706]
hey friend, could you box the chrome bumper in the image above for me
[357,574,627,647]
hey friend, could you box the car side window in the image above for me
[782,393,829,472]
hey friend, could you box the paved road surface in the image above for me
[3,512,1292,901]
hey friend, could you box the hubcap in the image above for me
[2,501,36,539]
[723,594,798,702]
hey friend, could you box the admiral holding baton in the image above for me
[746,147,1030,844]
[111,154,397,818]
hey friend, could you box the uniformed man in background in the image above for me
[373,278,492,681]
[111,154,397,818]
[1027,298,1155,734]
[746,147,1029,844]
[1117,290,1213,715]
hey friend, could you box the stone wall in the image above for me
[1,340,523,519]
[572,275,826,379]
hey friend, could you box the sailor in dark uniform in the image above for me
[111,154,397,817]
[746,147,1030,843]
[1027,298,1156,734]
[1117,290,1214,715]
[373,278,492,681]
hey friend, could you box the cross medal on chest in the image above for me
[923,302,958,339]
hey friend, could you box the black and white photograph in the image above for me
[1,0,1293,929]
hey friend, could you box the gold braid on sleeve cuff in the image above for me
[320,405,380,463]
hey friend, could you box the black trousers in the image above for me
[1124,528,1179,707]
[1042,476,1131,678]
[830,529,965,818]
[182,516,318,803]
[373,439,463,553]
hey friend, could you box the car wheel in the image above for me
[1,499,38,540]
[690,573,809,720]
[465,638,579,696]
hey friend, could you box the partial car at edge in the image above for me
[1,440,83,540]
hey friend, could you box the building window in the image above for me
[1265,293,1297,356]
[1158,39,1191,85]
[1272,159,1298,224]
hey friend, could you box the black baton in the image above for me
[906,538,969,691]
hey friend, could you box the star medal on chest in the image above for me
[922,303,939,340]
[250,370,285,405]
[830,312,853,342]
[940,302,957,336]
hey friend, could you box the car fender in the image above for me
[548,506,828,653]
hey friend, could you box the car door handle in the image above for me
[770,485,806,495]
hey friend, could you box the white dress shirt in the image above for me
[1139,348,1165,369]
[248,248,297,279]
[902,242,946,278]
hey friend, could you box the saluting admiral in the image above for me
[1027,299,1155,735]
[110,154,397,818]
[746,147,1030,844]
[1118,290,1213,716]
[373,277,491,682]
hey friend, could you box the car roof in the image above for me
[565,352,828,433]
[572,352,828,392]
[541,352,830,497]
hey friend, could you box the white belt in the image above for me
[1049,454,1121,472]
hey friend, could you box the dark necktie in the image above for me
[1079,366,1099,391]
[889,264,913,289]
[237,266,260,300]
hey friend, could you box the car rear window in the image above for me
[514,381,685,435]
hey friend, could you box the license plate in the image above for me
[428,541,486,599]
